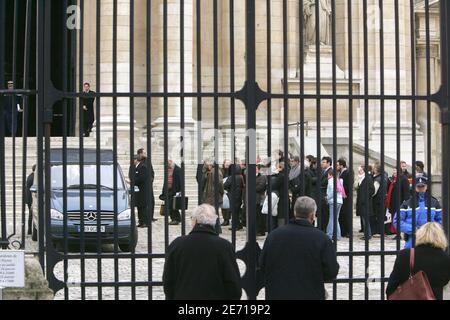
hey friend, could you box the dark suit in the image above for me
[134,161,150,225]
[259,219,339,300]
[256,173,267,235]
[163,224,242,300]
[386,245,450,300]
[320,167,332,232]
[2,94,21,136]
[161,165,182,222]
[26,172,34,233]
[82,90,95,136]
[356,175,375,239]
[338,168,353,237]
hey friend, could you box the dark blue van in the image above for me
[30,149,137,252]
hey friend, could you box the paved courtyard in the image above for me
[21,213,430,300]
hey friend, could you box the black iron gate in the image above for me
[1,0,450,300]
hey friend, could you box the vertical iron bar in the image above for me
[180,0,186,237]
[410,0,417,249]
[163,0,169,251]
[244,0,258,300]
[196,0,202,207]
[0,0,6,250]
[363,0,370,301]
[112,0,120,300]
[282,0,289,226]
[95,0,103,300]
[20,0,33,250]
[229,0,237,248]
[36,0,46,269]
[213,0,220,233]
[331,0,337,300]
[266,0,273,234]
[146,0,153,300]
[129,0,136,300]
[11,0,19,240]
[394,0,402,252]
[425,0,432,221]
[315,0,322,232]
[299,0,305,197]
[379,0,386,300]
[62,0,70,300]
[78,0,86,300]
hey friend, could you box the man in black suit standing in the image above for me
[82,82,95,137]
[320,157,333,232]
[161,159,182,225]
[133,149,153,227]
[337,158,353,238]
[26,164,36,235]
[3,80,22,136]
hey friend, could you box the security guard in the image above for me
[395,176,442,248]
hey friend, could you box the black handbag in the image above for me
[172,195,188,210]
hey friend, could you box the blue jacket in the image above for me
[395,193,442,249]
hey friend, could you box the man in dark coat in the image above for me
[3,81,22,136]
[81,83,96,137]
[320,157,333,232]
[256,164,267,236]
[134,151,150,227]
[269,161,287,227]
[223,164,244,230]
[259,196,339,300]
[356,165,375,240]
[161,159,182,225]
[163,204,242,300]
[26,164,36,235]
[337,159,353,238]
[388,170,410,221]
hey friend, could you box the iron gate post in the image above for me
[237,0,260,300]
[0,0,7,250]
[439,0,450,253]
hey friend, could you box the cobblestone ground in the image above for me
[21,214,448,300]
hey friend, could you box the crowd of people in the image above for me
[126,146,443,250]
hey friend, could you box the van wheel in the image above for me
[119,227,138,252]
[32,224,38,241]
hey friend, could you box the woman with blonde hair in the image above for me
[386,222,450,300]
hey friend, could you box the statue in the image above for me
[304,0,332,46]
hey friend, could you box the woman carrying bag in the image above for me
[386,222,450,300]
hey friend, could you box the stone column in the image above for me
[153,0,194,127]
[416,5,441,176]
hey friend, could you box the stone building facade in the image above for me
[78,0,442,187]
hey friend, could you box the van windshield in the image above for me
[51,165,125,190]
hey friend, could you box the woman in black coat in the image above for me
[223,164,244,229]
[356,165,375,240]
[386,222,450,300]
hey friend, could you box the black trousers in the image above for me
[222,208,231,222]
[256,204,266,234]
[83,112,94,136]
[339,199,352,237]
[137,206,149,225]
[170,209,181,222]
[319,198,329,232]
[27,204,32,233]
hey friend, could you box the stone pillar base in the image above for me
[3,256,54,300]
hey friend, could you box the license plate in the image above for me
[79,226,106,233]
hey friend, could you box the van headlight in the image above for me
[118,209,131,221]
[51,209,64,220]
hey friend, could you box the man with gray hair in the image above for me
[259,196,339,300]
[163,204,242,300]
